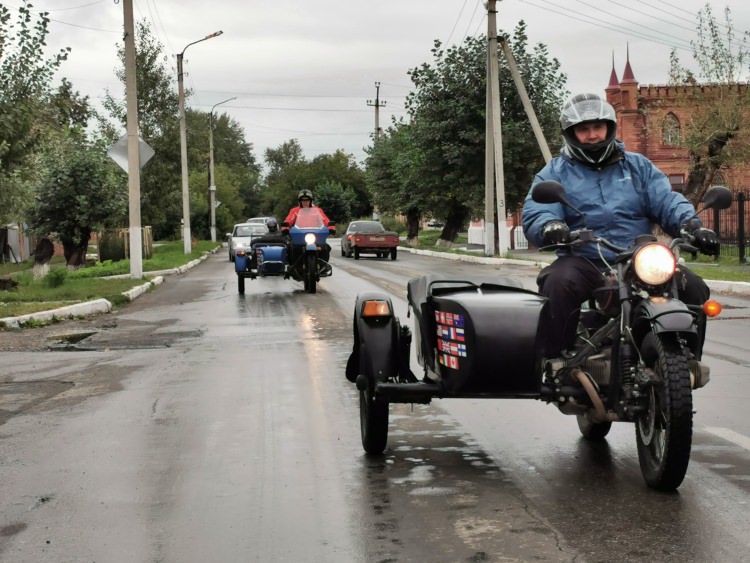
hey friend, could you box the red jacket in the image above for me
[284,205,330,227]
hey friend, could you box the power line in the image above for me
[446,0,470,46]
[518,0,693,51]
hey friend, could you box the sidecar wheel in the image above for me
[237,276,245,295]
[360,387,388,454]
[576,415,612,440]
[636,333,693,491]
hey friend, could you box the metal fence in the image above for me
[698,189,750,262]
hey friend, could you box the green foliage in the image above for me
[0,2,71,222]
[27,136,126,264]
[378,215,406,234]
[667,5,750,202]
[259,141,368,224]
[365,21,566,241]
[314,180,357,224]
[43,267,68,288]
[100,23,261,239]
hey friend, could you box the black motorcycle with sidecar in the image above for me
[346,182,732,491]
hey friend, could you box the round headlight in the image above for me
[304,233,317,245]
[633,243,676,286]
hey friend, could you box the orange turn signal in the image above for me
[236,249,245,256]
[362,300,391,317]
[703,299,722,317]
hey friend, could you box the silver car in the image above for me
[228,222,268,262]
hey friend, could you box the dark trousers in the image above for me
[537,256,710,357]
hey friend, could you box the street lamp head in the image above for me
[206,30,223,39]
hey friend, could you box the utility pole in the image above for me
[177,31,223,254]
[485,0,509,257]
[208,97,236,243]
[367,82,387,140]
[123,0,143,278]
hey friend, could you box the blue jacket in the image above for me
[522,143,700,264]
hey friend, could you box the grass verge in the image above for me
[1,240,217,318]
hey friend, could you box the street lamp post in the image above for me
[177,30,223,254]
[208,97,236,243]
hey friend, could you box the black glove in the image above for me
[541,221,570,246]
[692,227,720,256]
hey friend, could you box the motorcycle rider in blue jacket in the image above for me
[522,92,720,360]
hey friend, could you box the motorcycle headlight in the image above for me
[304,233,317,245]
[633,243,676,286]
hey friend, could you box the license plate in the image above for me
[370,236,384,241]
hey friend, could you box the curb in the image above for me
[398,246,750,297]
[0,250,215,329]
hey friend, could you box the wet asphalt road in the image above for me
[1,245,750,562]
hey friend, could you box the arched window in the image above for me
[662,113,681,146]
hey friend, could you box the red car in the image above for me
[341,221,399,260]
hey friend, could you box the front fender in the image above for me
[346,292,400,384]
[631,297,697,345]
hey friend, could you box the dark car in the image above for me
[341,220,399,260]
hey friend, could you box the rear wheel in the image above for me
[237,275,245,294]
[636,333,693,491]
[354,247,360,260]
[341,245,345,257]
[390,247,397,260]
[305,253,317,294]
[577,415,612,440]
[360,386,389,454]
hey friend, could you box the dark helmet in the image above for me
[297,189,313,204]
[265,217,279,233]
[560,93,618,165]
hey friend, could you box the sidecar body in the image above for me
[348,274,551,453]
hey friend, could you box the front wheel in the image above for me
[360,387,389,454]
[636,333,693,491]
[305,253,317,294]
[238,275,245,294]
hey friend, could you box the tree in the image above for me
[365,22,566,245]
[27,137,126,268]
[365,121,424,241]
[258,140,369,225]
[666,5,750,203]
[0,2,70,222]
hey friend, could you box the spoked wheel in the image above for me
[305,253,317,294]
[576,414,612,440]
[360,385,389,454]
[636,333,693,491]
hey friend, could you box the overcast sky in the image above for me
[9,0,750,168]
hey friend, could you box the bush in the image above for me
[43,267,68,288]
[379,215,406,234]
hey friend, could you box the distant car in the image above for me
[228,222,268,262]
[341,220,399,260]
[246,216,273,225]
[427,220,444,229]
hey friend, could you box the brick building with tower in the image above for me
[604,53,750,194]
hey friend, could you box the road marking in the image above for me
[705,427,750,451]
